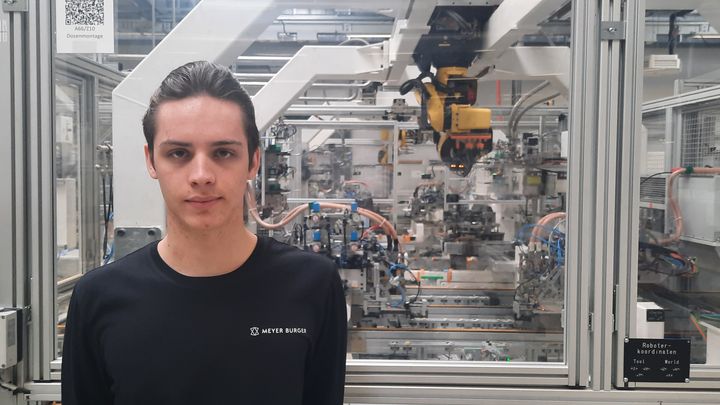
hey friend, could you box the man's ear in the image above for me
[144,144,158,179]
[248,148,261,180]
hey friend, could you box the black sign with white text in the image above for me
[623,338,690,383]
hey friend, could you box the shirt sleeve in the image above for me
[61,281,113,405]
[302,267,348,405]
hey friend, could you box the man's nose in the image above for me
[188,154,216,185]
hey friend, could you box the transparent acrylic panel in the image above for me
[640,7,720,365]
[250,5,572,363]
[52,1,573,366]
[53,0,200,360]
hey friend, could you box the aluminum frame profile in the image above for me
[0,7,16,309]
[566,0,599,388]
[19,381,720,403]
[642,84,720,113]
[614,0,647,390]
[24,0,56,383]
[343,385,720,404]
[592,0,623,390]
[0,4,31,397]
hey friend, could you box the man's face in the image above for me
[144,95,260,233]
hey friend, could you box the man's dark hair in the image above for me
[142,60,259,167]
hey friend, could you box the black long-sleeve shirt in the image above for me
[61,236,347,404]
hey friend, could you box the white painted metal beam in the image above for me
[384,0,435,87]
[478,46,571,96]
[253,43,390,133]
[468,0,568,77]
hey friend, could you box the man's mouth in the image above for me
[186,197,222,208]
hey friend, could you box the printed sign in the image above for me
[624,338,690,383]
[56,0,114,54]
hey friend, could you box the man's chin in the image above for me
[175,218,229,233]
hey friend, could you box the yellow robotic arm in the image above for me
[404,67,493,176]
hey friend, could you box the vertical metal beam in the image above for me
[12,9,29,393]
[0,4,15,309]
[593,0,623,391]
[0,10,27,397]
[567,0,601,387]
[27,0,56,380]
[614,0,645,388]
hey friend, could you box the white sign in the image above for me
[56,0,115,54]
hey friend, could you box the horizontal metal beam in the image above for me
[643,84,720,113]
[284,119,397,129]
[344,385,720,404]
[348,360,568,375]
[284,106,566,117]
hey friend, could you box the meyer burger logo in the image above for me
[250,326,307,336]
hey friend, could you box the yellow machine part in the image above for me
[422,83,445,132]
[436,66,468,85]
[450,104,491,133]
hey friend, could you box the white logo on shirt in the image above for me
[249,326,308,336]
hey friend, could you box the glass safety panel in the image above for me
[252,3,573,363]
[51,0,576,367]
[52,1,198,357]
[638,6,720,366]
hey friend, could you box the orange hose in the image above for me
[530,212,566,243]
[659,167,720,245]
[689,314,707,341]
[245,181,403,252]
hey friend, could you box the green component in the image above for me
[420,275,444,280]
[266,144,282,153]
[685,165,694,175]
[506,357,511,362]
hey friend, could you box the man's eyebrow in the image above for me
[157,140,244,147]
[211,140,244,147]
[158,140,192,147]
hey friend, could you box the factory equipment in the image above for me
[254,111,569,361]
[400,7,496,176]
[104,0,582,365]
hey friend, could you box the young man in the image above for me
[62,61,347,404]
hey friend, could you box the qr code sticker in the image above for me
[65,0,105,26]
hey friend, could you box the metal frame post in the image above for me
[566,0,600,388]
[614,0,645,389]
[1,4,30,403]
[591,0,622,390]
[27,0,56,381]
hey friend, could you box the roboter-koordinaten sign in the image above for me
[56,0,115,54]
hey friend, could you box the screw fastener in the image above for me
[623,377,629,383]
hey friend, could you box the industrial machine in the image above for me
[400,6,495,176]
[102,0,718,366]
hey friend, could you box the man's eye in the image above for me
[215,149,235,159]
[168,149,189,159]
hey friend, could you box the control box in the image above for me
[636,301,665,339]
[0,309,18,369]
